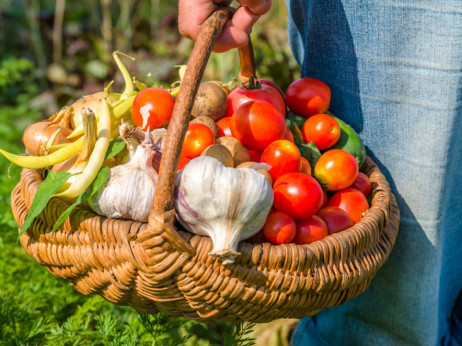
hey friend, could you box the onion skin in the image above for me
[69,92,107,129]
[22,122,72,156]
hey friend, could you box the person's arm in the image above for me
[178,0,271,53]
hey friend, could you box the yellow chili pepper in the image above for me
[54,99,112,198]
[0,137,83,169]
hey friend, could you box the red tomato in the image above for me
[131,87,175,131]
[294,215,328,244]
[228,82,286,117]
[302,113,341,150]
[225,99,234,117]
[300,157,311,176]
[216,117,232,137]
[285,78,331,118]
[273,172,323,220]
[351,172,372,198]
[181,123,215,159]
[246,78,285,100]
[284,128,295,142]
[314,149,359,191]
[328,188,369,224]
[231,101,286,151]
[261,140,301,181]
[317,206,353,234]
[177,154,190,171]
[321,190,328,208]
[262,210,296,245]
[248,149,262,162]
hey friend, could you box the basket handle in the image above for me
[148,6,255,255]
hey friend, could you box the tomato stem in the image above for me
[243,75,261,90]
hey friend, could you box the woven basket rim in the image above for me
[17,156,394,265]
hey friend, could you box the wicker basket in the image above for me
[11,7,399,323]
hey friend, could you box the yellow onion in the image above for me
[22,122,71,156]
[69,92,109,129]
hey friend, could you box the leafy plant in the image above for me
[223,322,257,346]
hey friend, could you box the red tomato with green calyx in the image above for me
[294,215,328,244]
[317,206,353,234]
[231,101,286,151]
[273,172,323,220]
[181,123,215,159]
[302,113,341,150]
[245,78,285,100]
[351,172,372,198]
[261,140,301,181]
[327,187,369,224]
[314,149,359,191]
[131,87,175,131]
[262,210,297,245]
[286,78,331,118]
[227,79,286,117]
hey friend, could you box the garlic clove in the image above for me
[175,156,273,265]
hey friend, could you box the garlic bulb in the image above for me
[88,135,158,222]
[119,123,167,159]
[175,156,273,265]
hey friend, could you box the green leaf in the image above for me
[51,167,110,234]
[287,111,307,130]
[88,166,110,196]
[286,117,304,145]
[104,139,126,160]
[51,190,88,234]
[19,171,71,237]
[298,142,322,175]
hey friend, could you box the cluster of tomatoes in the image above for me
[131,76,371,246]
[222,77,371,245]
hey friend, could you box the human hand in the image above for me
[178,0,271,53]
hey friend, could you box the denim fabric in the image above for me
[285,0,462,345]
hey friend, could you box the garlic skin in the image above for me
[175,156,273,265]
[119,123,167,159]
[88,138,158,222]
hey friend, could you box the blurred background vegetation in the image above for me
[0,0,299,344]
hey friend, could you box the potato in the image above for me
[236,162,273,186]
[236,161,257,169]
[190,116,220,139]
[208,80,230,95]
[191,81,228,121]
[216,137,251,167]
[257,169,273,186]
[201,144,234,167]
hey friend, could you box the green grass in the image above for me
[0,1,299,343]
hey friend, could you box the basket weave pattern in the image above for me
[12,157,399,323]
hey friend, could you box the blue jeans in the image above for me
[286,0,462,345]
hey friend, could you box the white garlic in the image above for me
[119,123,167,159]
[88,135,158,222]
[174,156,273,265]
